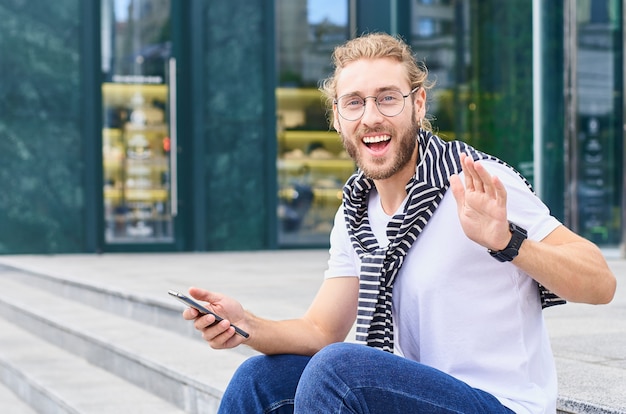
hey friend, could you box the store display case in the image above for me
[277,88,356,245]
[102,83,174,243]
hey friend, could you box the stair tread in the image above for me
[0,275,249,411]
[0,317,186,413]
[0,380,37,414]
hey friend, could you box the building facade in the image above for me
[0,0,623,254]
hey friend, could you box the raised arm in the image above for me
[184,276,359,355]
[449,154,616,305]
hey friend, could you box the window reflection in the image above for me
[417,18,436,37]
[276,0,352,246]
[411,0,459,139]
[101,0,175,244]
[574,0,622,244]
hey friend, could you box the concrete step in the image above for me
[0,271,250,413]
[0,318,185,413]
[0,263,260,357]
[0,263,201,341]
[0,378,37,414]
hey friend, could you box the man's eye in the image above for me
[379,94,399,103]
[343,97,363,107]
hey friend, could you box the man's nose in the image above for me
[361,97,383,125]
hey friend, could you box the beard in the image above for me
[340,113,420,181]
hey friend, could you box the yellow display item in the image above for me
[276,88,356,243]
[102,82,174,243]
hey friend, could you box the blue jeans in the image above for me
[218,342,515,414]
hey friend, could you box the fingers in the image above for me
[196,315,238,349]
[189,286,222,304]
[491,174,507,209]
[193,311,218,330]
[461,155,498,200]
[449,174,465,207]
[462,155,482,193]
[181,286,246,349]
[182,287,242,348]
[181,286,219,320]
[182,306,199,320]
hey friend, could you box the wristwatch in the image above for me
[488,221,527,262]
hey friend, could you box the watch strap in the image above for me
[488,221,528,262]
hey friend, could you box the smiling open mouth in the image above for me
[363,135,391,152]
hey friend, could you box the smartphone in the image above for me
[168,290,249,338]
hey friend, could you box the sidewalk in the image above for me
[0,249,624,413]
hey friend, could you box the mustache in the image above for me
[355,127,393,138]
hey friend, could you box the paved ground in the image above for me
[0,248,624,412]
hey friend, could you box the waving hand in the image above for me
[449,154,511,251]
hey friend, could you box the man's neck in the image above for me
[373,152,419,216]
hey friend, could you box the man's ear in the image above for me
[414,87,427,120]
[333,106,341,132]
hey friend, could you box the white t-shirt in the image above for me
[325,160,562,414]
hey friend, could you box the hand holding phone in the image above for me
[168,290,249,338]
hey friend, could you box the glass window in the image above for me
[574,0,623,245]
[411,0,534,179]
[101,0,175,244]
[275,0,352,246]
[411,0,459,139]
[417,17,436,37]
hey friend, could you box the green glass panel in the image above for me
[0,1,83,253]
[539,1,566,221]
[201,0,275,250]
[412,0,533,180]
[574,0,623,245]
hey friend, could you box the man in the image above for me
[183,33,616,413]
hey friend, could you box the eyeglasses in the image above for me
[334,87,419,121]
